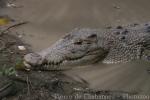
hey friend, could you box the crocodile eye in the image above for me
[74,40,83,45]
[88,34,97,38]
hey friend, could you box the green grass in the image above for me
[0,65,16,76]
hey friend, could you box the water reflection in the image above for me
[64,60,150,94]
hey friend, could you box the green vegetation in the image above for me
[0,66,16,76]
[0,58,24,76]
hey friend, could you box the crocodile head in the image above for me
[24,28,108,70]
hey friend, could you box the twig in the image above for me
[0,82,13,92]
[26,76,31,96]
[0,21,28,35]
[0,39,6,50]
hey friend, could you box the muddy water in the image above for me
[65,61,150,94]
[3,0,150,94]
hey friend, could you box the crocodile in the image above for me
[24,22,150,70]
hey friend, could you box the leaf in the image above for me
[0,18,10,26]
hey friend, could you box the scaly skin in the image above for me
[24,22,150,70]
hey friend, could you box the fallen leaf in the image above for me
[0,18,10,26]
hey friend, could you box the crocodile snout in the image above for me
[24,53,44,69]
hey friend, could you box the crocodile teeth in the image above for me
[23,61,31,71]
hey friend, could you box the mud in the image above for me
[1,0,150,99]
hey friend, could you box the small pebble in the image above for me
[113,4,120,9]
[18,35,23,38]
[7,3,17,8]
[73,88,82,91]
[18,46,26,51]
